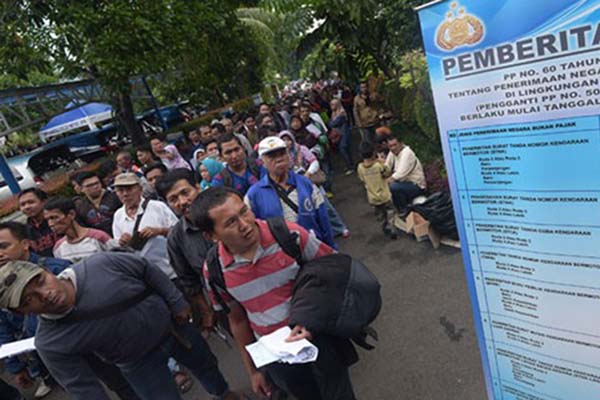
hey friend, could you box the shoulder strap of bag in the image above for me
[271,180,300,214]
[206,246,231,314]
[266,217,302,266]
[132,198,151,234]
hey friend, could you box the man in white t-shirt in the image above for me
[112,173,178,279]
[44,197,115,263]
[384,136,427,212]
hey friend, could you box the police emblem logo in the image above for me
[303,198,314,212]
[436,2,484,51]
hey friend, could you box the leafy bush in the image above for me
[397,50,439,146]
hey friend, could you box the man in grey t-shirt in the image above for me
[0,253,240,400]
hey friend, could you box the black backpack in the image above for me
[205,217,381,349]
[410,191,458,239]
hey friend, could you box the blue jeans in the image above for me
[118,323,229,400]
[339,128,353,170]
[389,181,424,210]
[321,156,334,192]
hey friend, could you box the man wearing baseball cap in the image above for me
[245,137,335,248]
[0,222,142,400]
[112,172,178,279]
[0,253,239,400]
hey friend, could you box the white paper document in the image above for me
[0,337,36,359]
[245,326,319,368]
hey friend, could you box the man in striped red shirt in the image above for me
[192,186,357,400]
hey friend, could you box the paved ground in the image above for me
[3,158,487,400]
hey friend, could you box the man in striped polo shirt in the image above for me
[192,186,357,400]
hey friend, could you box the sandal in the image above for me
[173,371,193,393]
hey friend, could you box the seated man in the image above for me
[18,188,60,257]
[245,137,335,248]
[385,136,426,212]
[45,197,114,262]
[0,252,239,400]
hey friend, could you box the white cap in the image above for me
[258,137,287,158]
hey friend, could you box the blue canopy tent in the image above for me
[38,102,113,142]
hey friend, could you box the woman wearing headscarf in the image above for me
[199,158,224,190]
[289,115,318,149]
[278,131,320,176]
[278,131,350,238]
[329,98,354,174]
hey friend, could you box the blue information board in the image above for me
[417,1,600,399]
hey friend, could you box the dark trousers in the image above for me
[0,378,20,400]
[339,128,354,170]
[389,181,424,210]
[263,336,357,400]
[359,126,376,144]
[118,323,228,400]
[84,354,141,400]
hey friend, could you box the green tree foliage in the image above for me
[0,0,268,144]
[156,4,267,108]
[236,5,314,84]
[264,0,439,151]
[264,0,428,79]
[397,50,439,145]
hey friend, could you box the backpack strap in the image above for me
[205,219,301,314]
[205,246,231,314]
[247,158,262,179]
[266,217,302,266]
[220,168,233,188]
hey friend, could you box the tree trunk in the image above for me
[118,88,145,145]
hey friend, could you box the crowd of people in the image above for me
[0,80,428,400]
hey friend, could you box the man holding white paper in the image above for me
[192,186,357,400]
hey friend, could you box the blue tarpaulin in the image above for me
[39,102,113,141]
